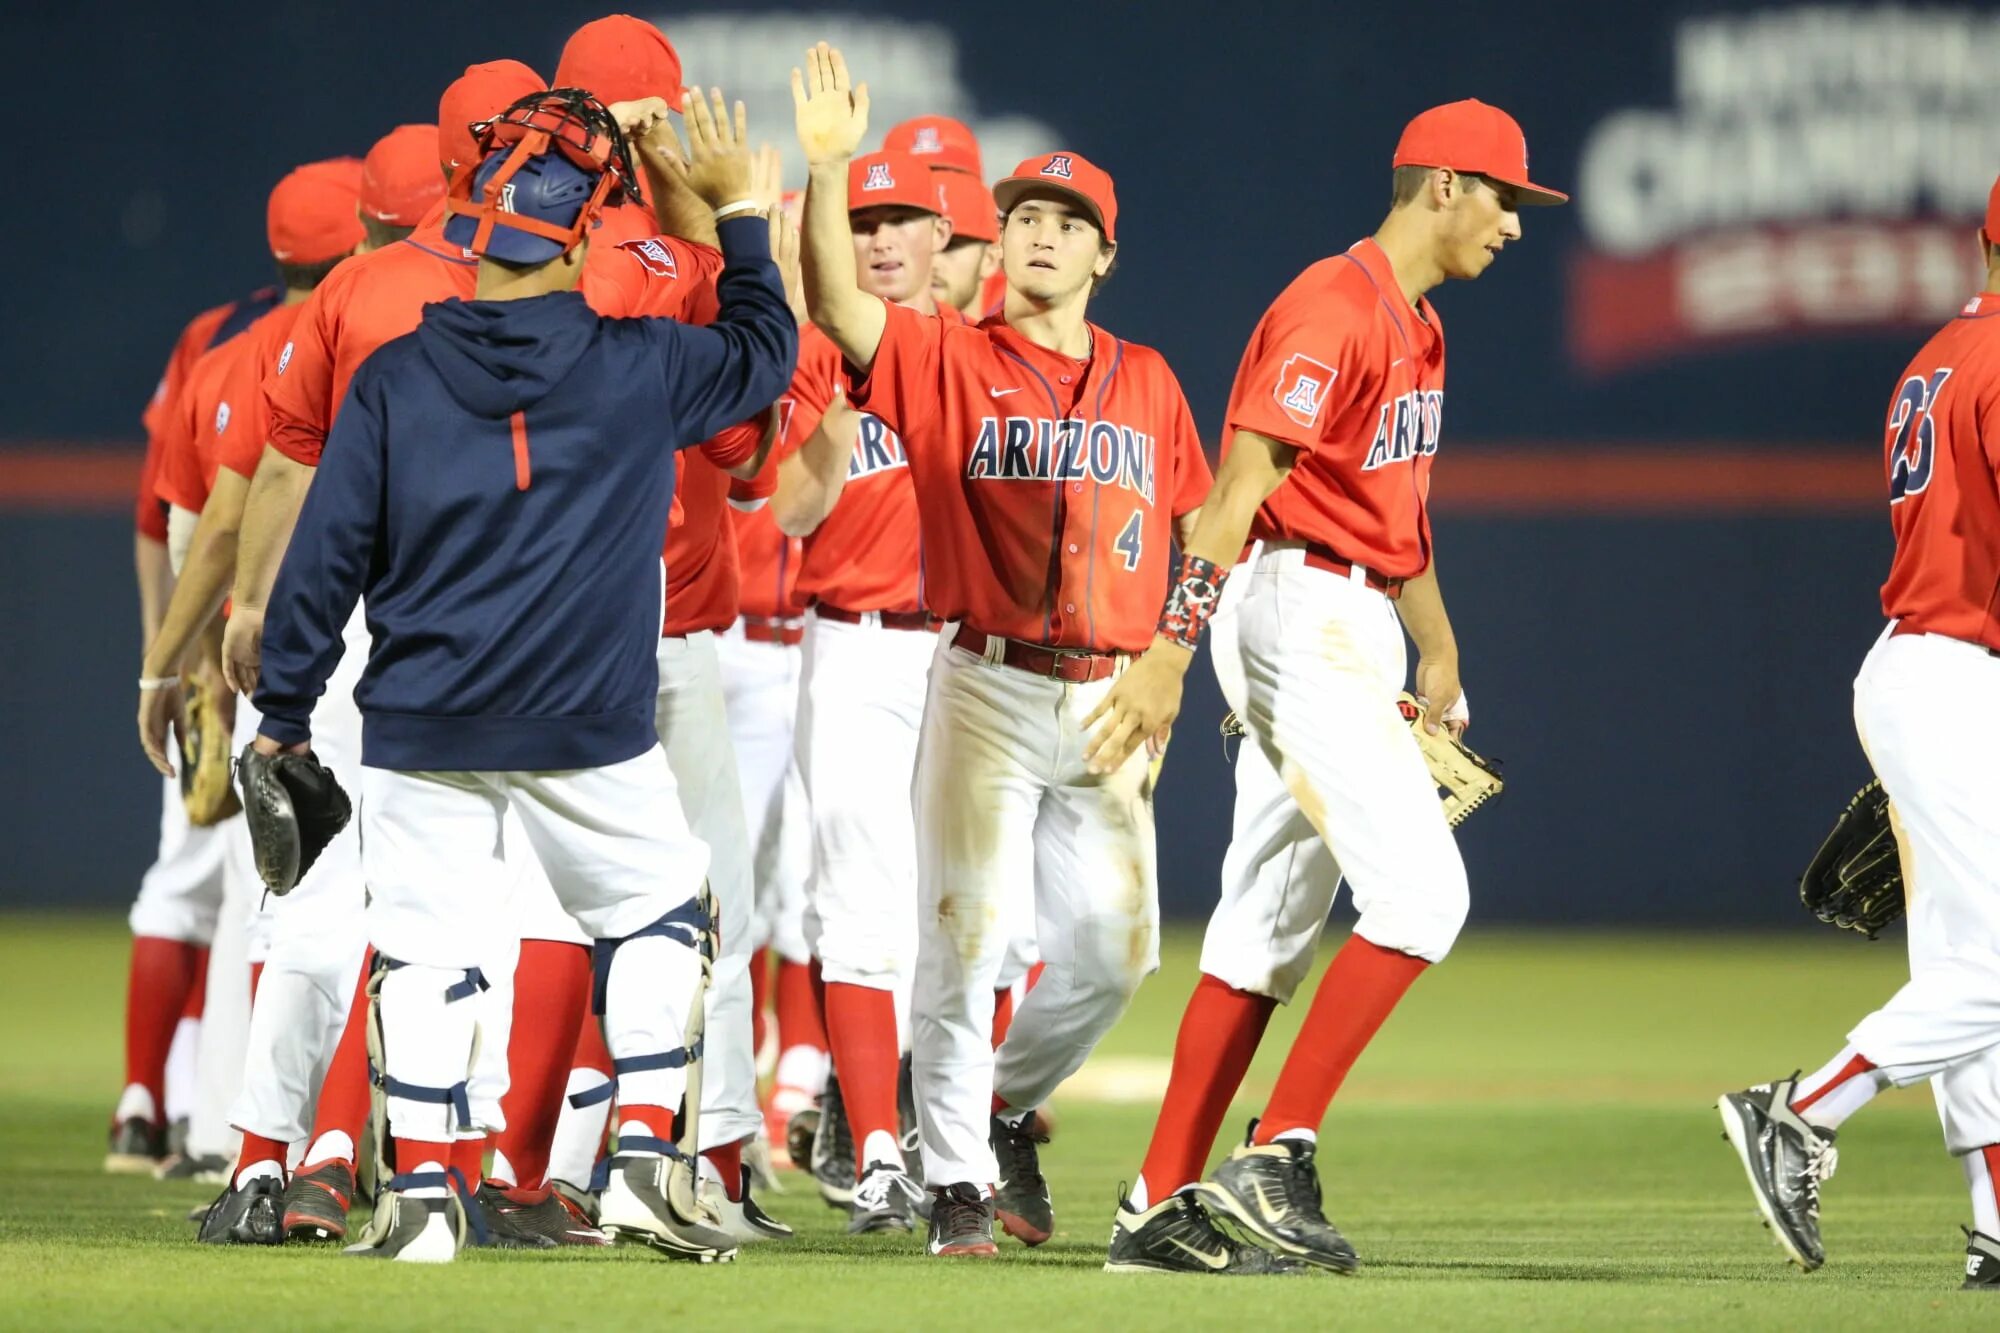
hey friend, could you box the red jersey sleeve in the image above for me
[585,236,725,321]
[700,419,765,473]
[265,282,339,467]
[153,377,209,513]
[1223,278,1367,456]
[843,300,944,432]
[729,453,779,503]
[134,429,170,540]
[213,336,274,481]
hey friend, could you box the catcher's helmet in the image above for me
[442,88,640,265]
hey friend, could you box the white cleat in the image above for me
[599,1152,739,1263]
[699,1172,796,1244]
[343,1191,460,1264]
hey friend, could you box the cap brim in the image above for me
[442,211,568,264]
[993,177,1107,236]
[1493,175,1568,207]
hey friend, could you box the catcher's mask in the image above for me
[442,88,640,264]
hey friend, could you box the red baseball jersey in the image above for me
[138,288,280,537]
[780,316,966,615]
[847,303,1211,651]
[1224,238,1446,580]
[1878,291,2000,652]
[157,302,305,513]
[730,499,803,620]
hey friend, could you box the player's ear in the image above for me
[979,241,1002,280]
[1093,239,1117,279]
[933,215,953,253]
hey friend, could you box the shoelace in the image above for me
[1799,1137,1839,1221]
[997,1122,1049,1186]
[935,1190,986,1237]
[855,1169,918,1212]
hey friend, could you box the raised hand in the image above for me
[749,143,784,213]
[772,206,806,322]
[790,42,869,166]
[680,87,754,210]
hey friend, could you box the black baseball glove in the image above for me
[1799,779,1903,938]
[236,743,352,895]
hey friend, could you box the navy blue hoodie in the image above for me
[253,216,797,771]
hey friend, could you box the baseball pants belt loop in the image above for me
[589,898,714,1016]
[814,603,940,633]
[738,614,805,646]
[950,623,1121,683]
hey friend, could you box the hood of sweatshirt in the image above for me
[415,290,599,419]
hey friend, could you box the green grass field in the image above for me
[1,914,1988,1329]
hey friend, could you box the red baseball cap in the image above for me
[361,124,445,226]
[439,60,545,174]
[268,159,366,264]
[934,168,997,243]
[1984,173,2000,245]
[556,14,687,107]
[1392,100,1566,206]
[993,152,1118,243]
[884,115,982,178]
[847,151,940,215]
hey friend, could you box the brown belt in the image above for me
[738,616,804,646]
[951,624,1121,683]
[815,604,939,633]
[1891,619,2000,657]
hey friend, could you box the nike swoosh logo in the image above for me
[990,386,1021,397]
[1248,1180,1288,1228]
[1390,358,1405,368]
[1165,1235,1230,1269]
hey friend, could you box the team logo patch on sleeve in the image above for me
[1274,354,1336,428]
[214,401,231,435]
[863,161,896,191]
[1042,154,1074,179]
[620,238,680,279]
[276,342,294,376]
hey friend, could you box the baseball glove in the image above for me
[1799,779,1903,938]
[1218,694,1505,828]
[236,743,352,895]
[180,672,242,826]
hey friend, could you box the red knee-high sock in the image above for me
[302,950,374,1168]
[702,1138,745,1201]
[233,1130,290,1186]
[1027,960,1046,992]
[392,1137,454,1191]
[449,1134,485,1190]
[750,946,772,1061]
[775,958,826,1062]
[991,987,1017,1049]
[121,936,201,1121]
[824,981,901,1177]
[1137,974,1277,1197]
[1255,936,1428,1143]
[491,940,590,1188]
[181,947,209,1020]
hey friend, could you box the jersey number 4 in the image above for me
[1115,509,1143,571]
[1888,367,1951,503]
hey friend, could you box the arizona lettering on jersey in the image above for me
[1877,292,2000,652]
[850,414,908,480]
[1224,237,1447,579]
[847,301,1211,651]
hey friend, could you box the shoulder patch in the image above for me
[276,341,294,377]
[620,238,680,279]
[214,401,231,436]
[1274,353,1336,429]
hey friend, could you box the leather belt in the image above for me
[1248,540,1406,599]
[1890,619,2000,657]
[738,615,804,646]
[815,604,939,633]
[951,624,1121,683]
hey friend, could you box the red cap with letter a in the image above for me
[1392,100,1567,205]
[992,152,1118,242]
[846,151,941,214]
[884,115,983,178]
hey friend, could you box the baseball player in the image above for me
[246,88,795,1264]
[930,169,1001,318]
[1716,174,2000,1290]
[764,146,959,1230]
[792,45,1213,1257]
[1082,100,1564,1274]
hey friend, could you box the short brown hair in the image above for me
[1391,165,1492,209]
[362,216,415,251]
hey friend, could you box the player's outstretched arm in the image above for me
[1083,429,1300,774]
[223,445,314,694]
[791,43,885,370]
[773,387,865,536]
[138,470,252,774]
[627,97,722,249]
[1396,560,1466,736]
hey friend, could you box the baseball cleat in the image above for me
[548,1176,600,1226]
[105,1117,166,1174]
[476,1181,610,1247]
[785,1104,820,1172]
[926,1182,1000,1257]
[280,1159,356,1242]
[1200,1125,1358,1274]
[991,1113,1053,1245]
[344,1189,460,1263]
[598,1151,738,1263]
[848,1161,925,1234]
[699,1171,795,1243]
[745,1132,784,1194]
[1963,1228,2000,1290]
[155,1151,229,1184]
[196,1175,286,1246]
[1718,1076,1837,1271]
[810,1080,857,1207]
[1104,1187,1309,1276]
[468,1182,558,1250]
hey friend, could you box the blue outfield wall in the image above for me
[0,509,1890,926]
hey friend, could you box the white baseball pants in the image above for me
[716,624,811,965]
[911,633,1161,1187]
[128,776,227,943]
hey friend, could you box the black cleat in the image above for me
[1964,1228,2000,1290]
[811,1080,857,1207]
[848,1161,925,1234]
[105,1117,166,1174]
[1718,1076,1837,1271]
[549,1177,600,1226]
[469,1181,558,1249]
[1104,1187,1309,1276]
[281,1159,356,1242]
[991,1113,1053,1245]
[478,1182,610,1246]
[926,1182,999,1257]
[1200,1126,1358,1274]
[196,1174,286,1246]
